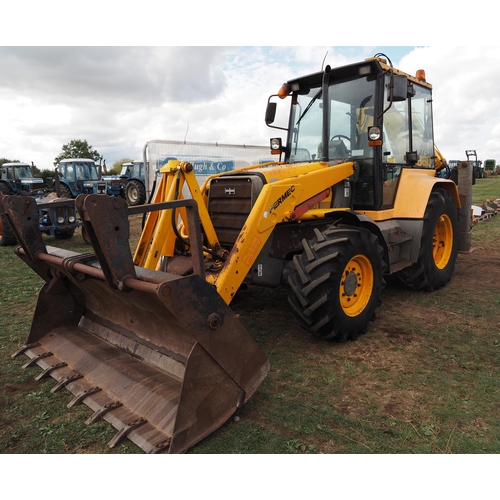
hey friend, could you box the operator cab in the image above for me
[266,55,435,211]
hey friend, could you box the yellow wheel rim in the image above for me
[433,214,453,270]
[339,254,374,317]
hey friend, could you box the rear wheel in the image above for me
[396,188,458,291]
[125,180,146,206]
[0,183,12,195]
[58,184,72,198]
[0,212,16,246]
[288,225,386,341]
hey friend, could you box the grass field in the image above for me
[1,178,500,457]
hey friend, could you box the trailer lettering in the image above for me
[269,186,295,214]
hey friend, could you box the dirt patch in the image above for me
[236,230,500,439]
[1,379,39,396]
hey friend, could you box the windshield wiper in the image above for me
[296,88,322,125]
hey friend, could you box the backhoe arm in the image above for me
[134,160,222,269]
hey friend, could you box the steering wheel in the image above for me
[330,134,351,145]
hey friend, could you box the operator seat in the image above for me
[329,139,349,159]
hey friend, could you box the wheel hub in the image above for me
[343,272,358,296]
[339,254,374,317]
[433,214,453,269]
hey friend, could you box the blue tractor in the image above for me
[120,161,146,206]
[54,159,122,198]
[0,162,47,196]
[0,162,79,245]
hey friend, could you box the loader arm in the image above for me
[134,159,354,303]
[434,145,447,173]
[212,161,355,303]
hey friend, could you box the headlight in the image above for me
[68,216,76,223]
[368,126,381,141]
[57,216,65,224]
[270,137,282,155]
[368,126,382,146]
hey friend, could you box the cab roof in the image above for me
[287,57,432,94]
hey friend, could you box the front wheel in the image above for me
[288,225,386,341]
[396,188,458,291]
[54,229,75,240]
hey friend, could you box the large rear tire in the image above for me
[288,225,386,341]
[58,184,72,198]
[0,183,12,195]
[396,188,458,291]
[0,212,17,246]
[125,179,146,206]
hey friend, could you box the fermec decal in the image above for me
[242,236,262,266]
[269,186,295,214]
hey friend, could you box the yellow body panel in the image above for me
[357,168,460,221]
[245,161,344,183]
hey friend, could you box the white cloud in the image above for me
[398,46,500,161]
[2,45,500,169]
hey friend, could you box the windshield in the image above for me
[74,162,99,180]
[60,162,99,180]
[121,164,133,176]
[133,162,144,178]
[3,165,33,180]
[382,77,434,168]
[290,76,376,162]
[19,166,33,178]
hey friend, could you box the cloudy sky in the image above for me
[1,5,498,172]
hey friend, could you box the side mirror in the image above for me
[387,74,408,102]
[265,102,277,125]
[405,151,420,165]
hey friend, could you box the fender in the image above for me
[361,169,460,222]
[393,170,460,218]
[324,209,390,266]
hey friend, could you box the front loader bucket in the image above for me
[2,194,269,454]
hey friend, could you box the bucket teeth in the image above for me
[67,387,102,409]
[50,373,84,393]
[35,362,68,381]
[86,401,123,425]
[150,438,172,454]
[108,417,148,448]
[11,343,40,359]
[22,351,53,369]
[66,387,102,408]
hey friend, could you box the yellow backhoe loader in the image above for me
[1,53,460,453]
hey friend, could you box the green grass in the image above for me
[471,176,500,205]
[1,181,500,455]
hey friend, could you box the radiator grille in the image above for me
[208,175,264,247]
